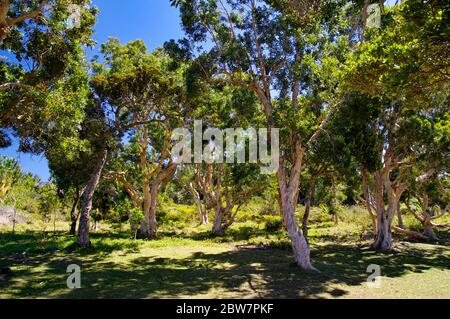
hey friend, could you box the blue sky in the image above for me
[0,0,184,181]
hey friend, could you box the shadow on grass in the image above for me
[1,235,448,298]
[0,231,141,266]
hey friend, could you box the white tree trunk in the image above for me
[277,145,315,271]
[372,211,393,251]
[212,207,226,236]
[282,200,314,270]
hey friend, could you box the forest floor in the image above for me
[1,207,449,299]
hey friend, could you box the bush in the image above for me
[263,215,283,232]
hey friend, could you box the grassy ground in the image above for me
[1,205,449,299]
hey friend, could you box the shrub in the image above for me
[264,215,283,232]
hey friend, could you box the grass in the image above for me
[0,205,449,299]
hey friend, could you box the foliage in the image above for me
[263,215,283,232]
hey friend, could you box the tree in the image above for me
[300,108,355,238]
[109,122,178,239]
[0,155,20,200]
[343,1,449,251]
[75,39,183,245]
[0,0,48,43]
[0,0,97,146]
[173,0,353,269]
[189,163,266,236]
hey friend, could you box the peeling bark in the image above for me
[277,145,315,270]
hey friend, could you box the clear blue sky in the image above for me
[0,0,184,181]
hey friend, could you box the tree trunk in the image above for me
[283,198,314,270]
[371,210,393,252]
[302,176,317,240]
[188,183,208,225]
[139,182,158,239]
[331,178,338,225]
[423,219,438,241]
[69,191,80,236]
[92,220,99,232]
[148,183,158,238]
[361,165,377,234]
[277,148,315,270]
[396,200,404,229]
[77,147,108,247]
[370,170,403,252]
[211,207,226,236]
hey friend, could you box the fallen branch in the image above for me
[393,226,428,240]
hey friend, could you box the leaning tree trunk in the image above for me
[77,147,108,247]
[277,153,315,270]
[188,183,209,225]
[282,197,314,270]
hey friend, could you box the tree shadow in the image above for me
[1,240,448,299]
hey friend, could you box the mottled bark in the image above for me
[372,208,394,251]
[277,144,315,270]
[370,169,405,252]
[407,197,449,241]
[211,207,226,236]
[77,147,108,247]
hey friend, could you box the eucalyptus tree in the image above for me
[108,120,179,239]
[343,1,449,251]
[403,176,449,241]
[81,39,185,243]
[172,0,353,269]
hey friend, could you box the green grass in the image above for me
[1,206,449,299]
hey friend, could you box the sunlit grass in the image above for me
[1,205,449,299]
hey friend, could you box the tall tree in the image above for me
[0,0,97,146]
[173,0,352,269]
[343,1,449,251]
[75,39,184,245]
